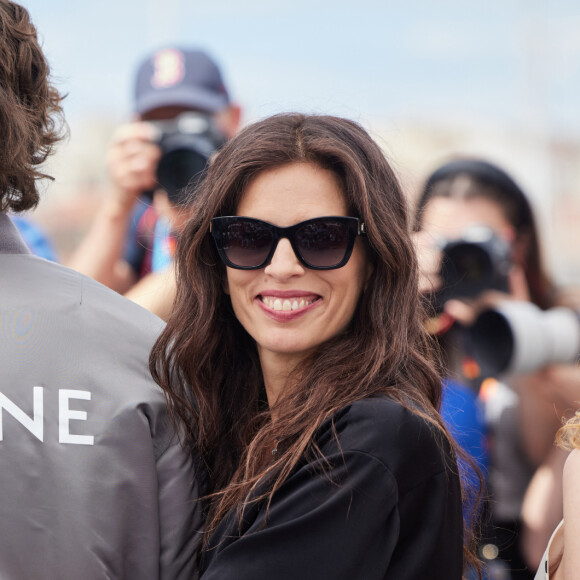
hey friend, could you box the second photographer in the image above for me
[414,158,580,579]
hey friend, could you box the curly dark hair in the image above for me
[0,0,65,212]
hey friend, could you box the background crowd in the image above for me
[20,0,580,287]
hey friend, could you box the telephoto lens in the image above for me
[470,301,580,376]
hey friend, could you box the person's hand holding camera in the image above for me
[67,121,162,292]
[443,262,530,327]
[414,225,525,328]
[106,121,161,212]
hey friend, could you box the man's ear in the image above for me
[216,104,242,139]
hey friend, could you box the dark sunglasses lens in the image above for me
[220,220,274,267]
[295,220,350,267]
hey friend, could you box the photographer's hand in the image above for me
[444,263,531,326]
[67,122,162,292]
[107,122,161,207]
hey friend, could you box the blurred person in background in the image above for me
[0,2,202,577]
[68,46,241,318]
[414,158,580,579]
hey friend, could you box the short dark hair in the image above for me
[0,0,66,212]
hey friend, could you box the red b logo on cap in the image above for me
[151,49,185,88]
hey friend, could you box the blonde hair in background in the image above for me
[556,411,580,450]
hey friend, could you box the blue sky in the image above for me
[20,0,580,136]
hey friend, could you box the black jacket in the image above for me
[201,396,463,579]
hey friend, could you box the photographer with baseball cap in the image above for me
[69,47,241,316]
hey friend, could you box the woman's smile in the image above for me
[257,290,321,320]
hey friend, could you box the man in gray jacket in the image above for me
[0,2,203,578]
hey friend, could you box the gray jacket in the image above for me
[0,214,202,579]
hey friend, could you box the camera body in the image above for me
[150,112,226,205]
[470,301,580,375]
[434,226,512,309]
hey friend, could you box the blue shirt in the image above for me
[10,215,58,261]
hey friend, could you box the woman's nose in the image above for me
[264,238,305,279]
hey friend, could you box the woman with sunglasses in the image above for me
[150,113,476,579]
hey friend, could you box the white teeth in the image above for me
[261,296,314,311]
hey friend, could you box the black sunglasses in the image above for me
[210,216,366,270]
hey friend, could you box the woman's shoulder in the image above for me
[318,396,451,490]
[337,395,439,436]
[337,395,430,425]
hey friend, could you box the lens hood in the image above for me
[470,301,580,376]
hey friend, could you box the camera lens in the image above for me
[157,147,207,205]
[152,112,226,206]
[436,227,511,305]
[470,310,514,375]
[444,242,492,288]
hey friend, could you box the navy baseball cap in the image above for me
[134,47,230,115]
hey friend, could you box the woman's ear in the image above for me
[222,277,230,295]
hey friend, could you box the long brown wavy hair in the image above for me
[0,0,65,213]
[150,113,479,573]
